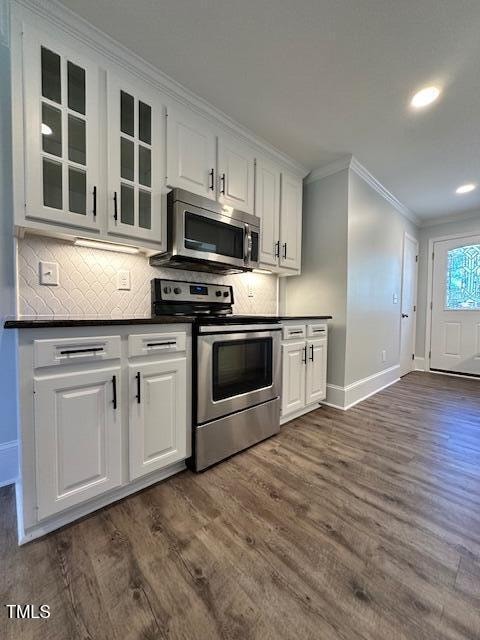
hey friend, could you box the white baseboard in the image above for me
[414,357,426,371]
[0,441,18,488]
[325,365,400,411]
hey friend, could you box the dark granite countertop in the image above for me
[4,316,197,329]
[277,316,332,321]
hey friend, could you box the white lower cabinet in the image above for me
[34,366,122,519]
[281,323,328,422]
[129,357,187,480]
[281,340,306,416]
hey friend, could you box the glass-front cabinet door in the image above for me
[107,72,165,247]
[23,26,100,230]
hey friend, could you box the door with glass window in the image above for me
[431,236,480,375]
[107,72,165,246]
[23,26,100,230]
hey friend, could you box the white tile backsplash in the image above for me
[17,236,278,318]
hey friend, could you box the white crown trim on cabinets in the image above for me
[12,0,308,178]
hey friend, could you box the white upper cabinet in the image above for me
[23,25,100,231]
[255,157,281,267]
[279,172,303,271]
[166,104,217,200]
[107,72,165,247]
[217,134,255,214]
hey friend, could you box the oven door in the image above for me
[173,202,248,270]
[197,327,281,424]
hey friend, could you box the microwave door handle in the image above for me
[244,223,250,265]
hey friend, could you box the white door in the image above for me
[217,135,255,214]
[166,104,217,200]
[400,234,418,376]
[279,173,302,271]
[255,157,280,267]
[281,341,306,416]
[430,236,480,375]
[34,367,122,519]
[129,358,187,480]
[305,339,327,405]
[107,71,165,246]
[23,25,100,231]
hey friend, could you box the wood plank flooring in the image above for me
[1,371,480,639]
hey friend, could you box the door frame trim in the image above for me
[400,232,419,376]
[425,230,480,372]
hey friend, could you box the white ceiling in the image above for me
[59,0,480,222]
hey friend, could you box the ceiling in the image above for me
[59,0,480,223]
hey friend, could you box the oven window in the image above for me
[213,338,273,401]
[185,211,244,259]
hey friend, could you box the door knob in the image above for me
[402,313,409,318]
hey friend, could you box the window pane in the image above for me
[68,168,86,215]
[121,184,134,225]
[68,115,86,165]
[121,138,134,181]
[446,244,480,310]
[120,91,134,136]
[42,103,62,157]
[43,158,62,209]
[41,47,61,104]
[139,190,151,229]
[139,101,151,144]
[67,62,85,114]
[138,146,151,187]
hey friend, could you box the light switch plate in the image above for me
[117,270,131,290]
[39,261,59,286]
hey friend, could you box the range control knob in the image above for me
[163,286,172,294]
[174,287,182,294]
[223,291,229,298]
[215,290,222,297]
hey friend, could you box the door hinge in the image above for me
[432,252,435,261]
[413,305,416,312]
[430,301,433,310]
[416,255,418,262]
[412,353,415,361]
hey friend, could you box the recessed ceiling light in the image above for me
[41,123,53,135]
[455,183,476,195]
[410,86,441,109]
[74,238,140,254]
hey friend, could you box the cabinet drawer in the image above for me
[307,324,328,338]
[128,332,186,358]
[34,336,121,369]
[282,325,306,340]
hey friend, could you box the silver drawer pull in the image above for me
[60,347,104,355]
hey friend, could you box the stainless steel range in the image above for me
[152,278,281,471]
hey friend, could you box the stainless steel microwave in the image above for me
[149,189,260,274]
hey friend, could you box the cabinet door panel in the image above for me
[166,104,217,199]
[108,72,165,246]
[280,173,303,271]
[129,358,187,480]
[218,135,255,213]
[35,367,122,519]
[255,157,280,267]
[281,341,306,417]
[23,25,100,230]
[306,339,327,405]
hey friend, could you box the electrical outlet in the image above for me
[117,270,131,290]
[39,261,59,286]
[381,350,387,363]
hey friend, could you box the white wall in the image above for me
[345,170,418,385]
[416,212,480,358]
[284,170,349,386]
[0,40,19,483]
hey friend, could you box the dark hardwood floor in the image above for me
[1,371,480,639]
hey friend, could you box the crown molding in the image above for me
[419,208,480,228]
[349,157,420,226]
[0,0,9,47]
[12,0,308,178]
[304,156,352,184]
